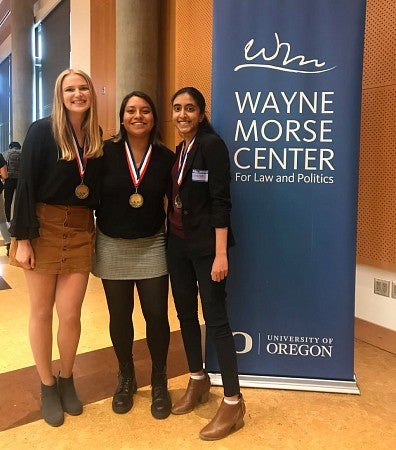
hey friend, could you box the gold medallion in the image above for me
[129,192,144,208]
[75,183,89,199]
[174,193,182,209]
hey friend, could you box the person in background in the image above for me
[92,91,175,419]
[4,141,22,222]
[9,68,103,427]
[0,153,11,255]
[167,86,245,441]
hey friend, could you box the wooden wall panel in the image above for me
[90,0,116,139]
[159,0,175,148]
[357,0,396,269]
[161,0,213,150]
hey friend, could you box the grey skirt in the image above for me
[92,226,168,280]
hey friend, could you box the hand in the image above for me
[15,240,35,270]
[211,254,228,282]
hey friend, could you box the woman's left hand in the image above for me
[211,254,228,282]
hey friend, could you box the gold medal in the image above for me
[129,192,144,208]
[75,183,89,199]
[174,193,182,209]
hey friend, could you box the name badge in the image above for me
[192,169,208,182]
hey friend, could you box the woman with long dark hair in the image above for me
[167,86,245,440]
[93,91,175,419]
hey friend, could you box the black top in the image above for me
[10,117,103,240]
[0,153,6,169]
[0,154,6,193]
[95,139,175,239]
[168,129,235,256]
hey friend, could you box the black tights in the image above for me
[102,275,170,370]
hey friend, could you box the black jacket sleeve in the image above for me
[9,120,47,239]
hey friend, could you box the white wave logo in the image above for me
[234,33,336,74]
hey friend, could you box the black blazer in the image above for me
[172,129,235,256]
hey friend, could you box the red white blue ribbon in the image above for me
[124,141,152,189]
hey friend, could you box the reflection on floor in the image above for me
[0,245,395,449]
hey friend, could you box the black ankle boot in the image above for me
[57,373,83,415]
[112,362,137,414]
[41,377,64,427]
[151,366,171,419]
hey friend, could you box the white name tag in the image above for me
[192,169,209,182]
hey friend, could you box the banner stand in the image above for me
[208,372,360,395]
[207,0,367,389]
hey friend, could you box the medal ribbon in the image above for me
[71,131,87,180]
[124,141,152,190]
[177,137,195,186]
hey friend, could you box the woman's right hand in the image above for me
[15,240,35,269]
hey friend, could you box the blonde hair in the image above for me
[52,68,103,160]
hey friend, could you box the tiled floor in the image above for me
[0,244,395,449]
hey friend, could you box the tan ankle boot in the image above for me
[171,373,211,415]
[199,395,245,441]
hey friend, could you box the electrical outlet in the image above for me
[391,282,396,299]
[374,278,390,297]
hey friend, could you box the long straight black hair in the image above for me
[171,86,217,135]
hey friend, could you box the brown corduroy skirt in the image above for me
[9,203,95,274]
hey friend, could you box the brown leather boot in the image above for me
[171,372,211,415]
[199,394,245,441]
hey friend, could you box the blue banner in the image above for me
[208,0,366,389]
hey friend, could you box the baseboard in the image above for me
[355,317,396,354]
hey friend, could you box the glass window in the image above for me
[34,0,71,119]
[0,55,12,153]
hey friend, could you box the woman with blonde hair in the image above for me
[9,68,103,427]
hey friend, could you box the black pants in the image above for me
[167,233,240,397]
[4,178,17,222]
[102,275,170,371]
